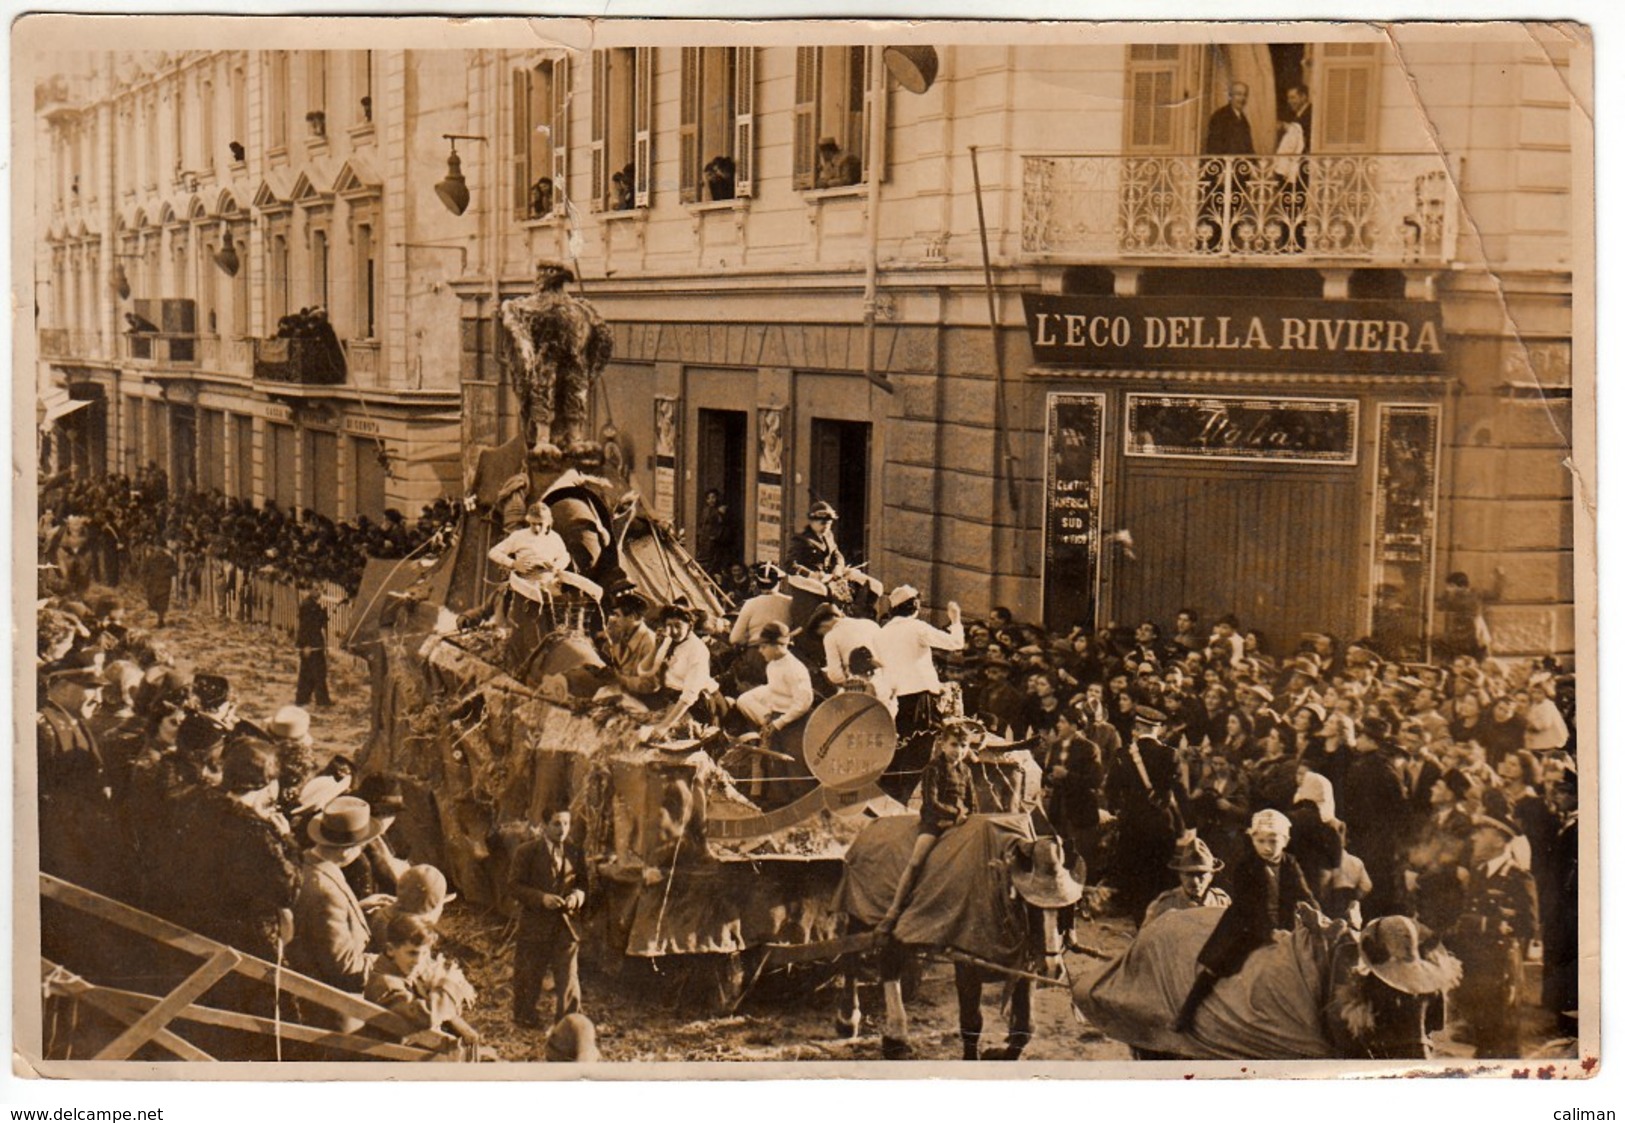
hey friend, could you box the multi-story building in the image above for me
[34,26,1580,659]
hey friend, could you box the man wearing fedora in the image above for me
[1173,809,1319,1033]
[508,807,587,1030]
[295,586,333,708]
[1145,832,1233,926]
[289,796,390,995]
[787,500,846,577]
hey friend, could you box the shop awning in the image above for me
[38,390,90,430]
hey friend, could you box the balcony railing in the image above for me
[196,335,253,375]
[253,335,348,385]
[125,333,197,365]
[1021,153,1461,265]
[344,339,381,388]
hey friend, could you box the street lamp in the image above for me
[435,134,488,216]
[213,229,240,277]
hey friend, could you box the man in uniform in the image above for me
[1145,832,1233,926]
[1449,817,1539,1056]
[787,500,845,576]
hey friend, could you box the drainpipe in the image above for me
[861,50,893,396]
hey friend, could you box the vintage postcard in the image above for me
[13,15,1596,1081]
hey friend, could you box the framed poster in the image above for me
[653,397,679,523]
[1041,392,1105,632]
[1369,402,1443,660]
[755,406,785,564]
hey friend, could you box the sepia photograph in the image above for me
[13,14,1595,1082]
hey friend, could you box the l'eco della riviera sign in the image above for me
[1022,294,1446,374]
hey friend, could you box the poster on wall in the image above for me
[1370,402,1442,660]
[1042,392,1105,632]
[654,397,679,524]
[756,406,785,565]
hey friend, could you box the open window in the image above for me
[590,47,654,212]
[679,47,754,202]
[512,56,570,220]
[793,46,879,190]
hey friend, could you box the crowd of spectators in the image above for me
[40,465,459,596]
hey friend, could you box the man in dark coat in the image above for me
[1043,706,1106,882]
[509,807,587,1028]
[1204,81,1255,155]
[295,588,333,707]
[1341,717,1409,917]
[142,545,179,627]
[786,500,844,575]
[1103,708,1186,926]
[1173,808,1319,1032]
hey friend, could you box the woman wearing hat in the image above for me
[1144,833,1232,926]
[166,734,300,961]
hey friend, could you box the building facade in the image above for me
[35,29,1578,659]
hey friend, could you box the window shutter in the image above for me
[512,68,530,220]
[590,50,607,212]
[634,47,654,208]
[679,48,700,203]
[551,56,570,217]
[1317,43,1379,153]
[793,47,818,189]
[860,46,878,184]
[1124,46,1182,153]
[734,46,755,198]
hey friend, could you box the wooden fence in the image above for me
[128,546,356,654]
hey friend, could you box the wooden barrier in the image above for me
[40,873,454,1062]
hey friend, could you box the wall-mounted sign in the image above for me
[1125,393,1359,464]
[343,416,382,437]
[1041,393,1105,632]
[1022,294,1446,374]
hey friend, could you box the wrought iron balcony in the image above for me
[1021,153,1461,266]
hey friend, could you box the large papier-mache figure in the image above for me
[501,260,615,457]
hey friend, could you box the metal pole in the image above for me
[968,145,1019,513]
[861,50,893,395]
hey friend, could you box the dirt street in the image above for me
[133,599,1569,1065]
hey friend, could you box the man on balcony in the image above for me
[1200,82,1255,253]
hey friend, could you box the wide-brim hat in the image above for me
[1168,834,1224,873]
[294,773,351,815]
[268,704,312,742]
[544,1013,602,1062]
[307,795,388,848]
[1287,656,1321,679]
[1011,837,1084,909]
[1359,916,1461,995]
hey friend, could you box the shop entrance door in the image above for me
[1108,463,1362,653]
[696,408,747,569]
[809,418,870,565]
